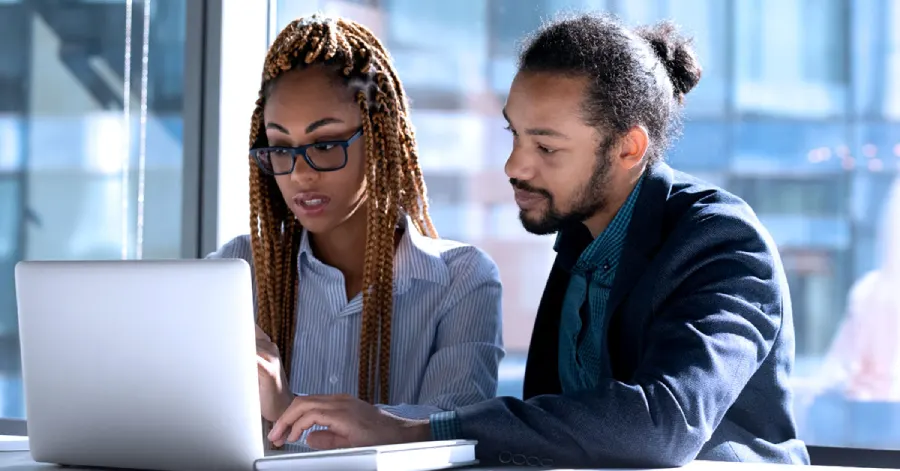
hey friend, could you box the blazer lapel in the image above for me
[605,163,673,321]
[522,258,569,398]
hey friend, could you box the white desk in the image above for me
[0,452,892,471]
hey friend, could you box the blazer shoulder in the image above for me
[667,172,765,237]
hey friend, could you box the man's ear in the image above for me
[613,125,649,170]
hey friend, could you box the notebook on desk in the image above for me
[253,440,477,471]
[0,435,29,452]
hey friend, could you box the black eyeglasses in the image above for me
[250,128,363,175]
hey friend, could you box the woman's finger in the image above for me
[286,419,309,444]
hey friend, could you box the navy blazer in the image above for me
[453,163,811,468]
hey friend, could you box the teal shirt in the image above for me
[556,177,642,392]
[430,178,644,439]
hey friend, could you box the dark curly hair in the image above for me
[517,13,703,164]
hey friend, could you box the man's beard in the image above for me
[511,149,613,236]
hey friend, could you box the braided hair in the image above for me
[248,14,437,404]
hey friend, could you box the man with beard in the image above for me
[264,13,811,468]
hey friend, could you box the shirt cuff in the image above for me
[429,411,462,440]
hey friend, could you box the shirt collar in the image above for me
[553,175,645,273]
[297,215,449,295]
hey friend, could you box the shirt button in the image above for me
[329,375,338,384]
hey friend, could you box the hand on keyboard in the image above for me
[267,394,431,449]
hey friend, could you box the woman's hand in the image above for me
[256,325,294,422]
[268,395,432,449]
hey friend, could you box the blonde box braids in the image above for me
[248,15,437,405]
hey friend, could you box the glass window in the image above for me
[0,176,21,413]
[617,0,729,117]
[732,120,852,174]
[734,0,849,117]
[270,0,900,451]
[487,0,548,96]
[383,0,489,96]
[855,123,900,177]
[850,1,900,119]
[667,121,731,171]
[0,0,188,419]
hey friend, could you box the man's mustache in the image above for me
[510,178,552,199]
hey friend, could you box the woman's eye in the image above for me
[537,145,555,154]
[313,143,336,151]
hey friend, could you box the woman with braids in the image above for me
[206,14,504,450]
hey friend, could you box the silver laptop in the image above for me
[15,259,267,471]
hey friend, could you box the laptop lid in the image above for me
[15,259,263,471]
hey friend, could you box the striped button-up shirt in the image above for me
[208,217,504,450]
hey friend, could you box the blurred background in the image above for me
[2,0,900,452]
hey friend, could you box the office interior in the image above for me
[1,0,900,468]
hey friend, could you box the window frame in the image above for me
[0,0,222,427]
